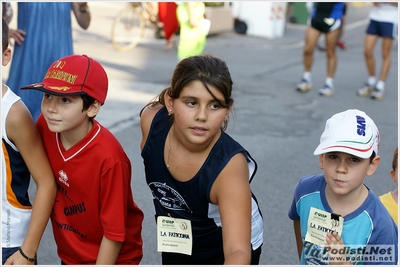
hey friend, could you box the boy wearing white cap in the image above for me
[20,54,144,264]
[288,109,398,265]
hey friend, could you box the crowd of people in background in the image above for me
[2,2,398,265]
[297,2,397,100]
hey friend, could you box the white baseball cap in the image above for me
[314,109,380,159]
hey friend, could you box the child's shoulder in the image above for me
[95,122,128,157]
[292,174,325,198]
[363,188,397,221]
[3,89,33,129]
[362,190,398,247]
[140,103,164,121]
[140,103,164,130]
[298,174,325,187]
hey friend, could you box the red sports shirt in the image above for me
[37,115,143,264]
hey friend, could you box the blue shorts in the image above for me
[2,247,19,264]
[366,19,396,38]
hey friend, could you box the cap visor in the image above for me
[314,144,374,159]
[20,83,86,97]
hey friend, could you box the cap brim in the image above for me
[21,83,86,97]
[314,143,374,159]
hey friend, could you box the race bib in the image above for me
[157,216,193,255]
[305,207,344,246]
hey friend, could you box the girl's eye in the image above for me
[210,103,220,109]
[44,93,51,99]
[187,101,197,107]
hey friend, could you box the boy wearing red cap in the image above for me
[288,109,398,265]
[21,54,144,264]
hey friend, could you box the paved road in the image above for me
[3,2,398,265]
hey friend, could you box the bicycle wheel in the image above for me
[111,6,146,52]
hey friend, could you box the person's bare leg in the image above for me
[164,34,176,51]
[357,34,380,97]
[325,29,340,78]
[297,26,321,92]
[337,3,349,49]
[363,34,379,77]
[378,37,393,82]
[303,26,321,72]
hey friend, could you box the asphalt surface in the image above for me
[3,2,398,265]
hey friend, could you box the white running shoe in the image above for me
[319,83,334,97]
[370,89,384,100]
[296,78,312,93]
[357,83,375,97]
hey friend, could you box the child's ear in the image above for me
[86,100,101,118]
[226,99,234,117]
[319,154,324,170]
[366,155,381,176]
[390,169,396,183]
[2,48,11,66]
[164,89,174,114]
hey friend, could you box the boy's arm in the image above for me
[4,100,56,265]
[293,220,303,260]
[96,236,123,265]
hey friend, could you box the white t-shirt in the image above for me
[369,3,398,24]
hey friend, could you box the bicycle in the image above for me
[111,2,163,52]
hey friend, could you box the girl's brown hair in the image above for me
[141,54,234,130]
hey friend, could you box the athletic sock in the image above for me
[375,80,385,91]
[368,76,376,87]
[303,72,312,82]
[325,77,334,87]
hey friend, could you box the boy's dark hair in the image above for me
[392,148,398,171]
[81,94,96,121]
[2,17,9,53]
[370,152,376,163]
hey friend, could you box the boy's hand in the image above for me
[9,28,26,45]
[325,232,351,265]
[4,250,34,265]
[326,231,343,246]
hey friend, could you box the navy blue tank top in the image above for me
[141,107,263,261]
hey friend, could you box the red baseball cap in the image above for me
[21,54,108,105]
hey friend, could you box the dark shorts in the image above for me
[2,247,18,264]
[310,17,342,33]
[2,247,37,265]
[366,19,396,39]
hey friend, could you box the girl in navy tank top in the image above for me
[140,55,264,264]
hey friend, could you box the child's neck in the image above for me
[59,120,93,150]
[391,189,398,204]
[325,184,369,217]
